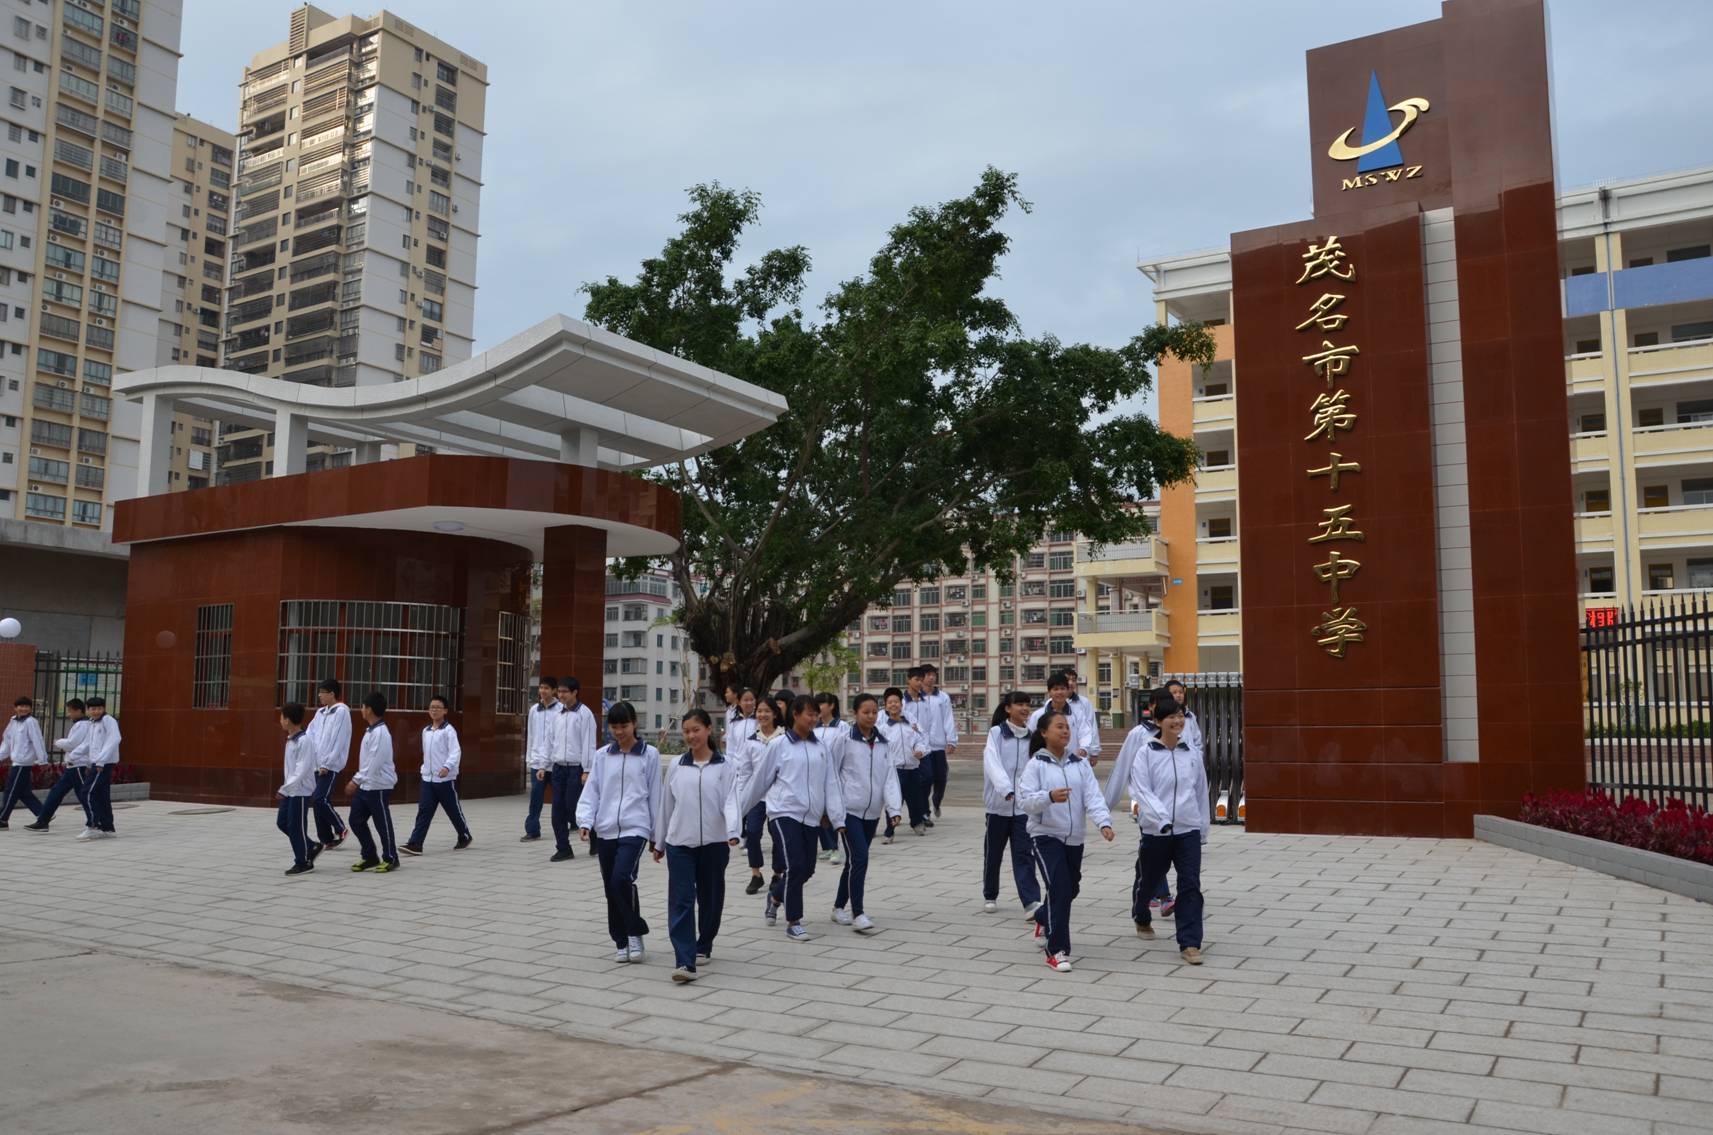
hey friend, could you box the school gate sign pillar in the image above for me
[1231,0,1583,837]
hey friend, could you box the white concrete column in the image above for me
[559,426,599,467]
[133,393,174,498]
[275,411,308,477]
[354,440,382,465]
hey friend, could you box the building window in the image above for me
[891,614,911,632]
[919,587,941,605]
[1048,551,1073,571]
[277,599,464,711]
[192,603,234,708]
[890,589,911,607]
[1024,552,1045,569]
[891,642,912,660]
[496,611,527,715]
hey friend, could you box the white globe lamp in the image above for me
[0,617,20,639]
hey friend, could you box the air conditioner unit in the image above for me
[51,198,62,207]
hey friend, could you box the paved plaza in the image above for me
[6,782,1713,1135]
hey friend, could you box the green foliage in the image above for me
[801,642,861,697]
[583,169,1215,691]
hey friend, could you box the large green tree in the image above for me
[583,168,1213,694]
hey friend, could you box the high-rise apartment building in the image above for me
[834,525,1166,733]
[218,5,485,483]
[1137,164,1713,667]
[158,111,231,491]
[603,570,695,742]
[1,0,183,529]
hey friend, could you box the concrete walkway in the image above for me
[5,791,1713,1134]
[0,935,1143,1135]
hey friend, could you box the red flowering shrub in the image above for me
[1519,789,1713,866]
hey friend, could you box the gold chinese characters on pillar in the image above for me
[1296,235,1366,658]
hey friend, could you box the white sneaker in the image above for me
[75,827,94,841]
[1046,951,1073,973]
[96,830,115,839]
[611,946,631,963]
[852,914,876,934]
[627,937,645,963]
[831,908,853,926]
[912,824,926,836]
[883,834,895,844]
[1021,901,1043,921]
[671,966,697,983]
[983,900,998,913]
[829,849,843,865]
[785,924,810,942]
[817,848,832,861]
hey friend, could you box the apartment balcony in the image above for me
[226,296,274,331]
[1571,431,1611,473]
[285,310,336,339]
[1195,464,1238,499]
[1575,511,1616,552]
[233,217,278,250]
[1628,338,1713,389]
[288,252,340,284]
[1192,394,1235,430]
[288,281,339,312]
[1636,504,1713,552]
[226,327,271,355]
[282,333,339,368]
[291,225,343,257]
[1073,537,1168,581]
[1196,609,1242,644]
[1074,608,1171,652]
[1565,351,1606,392]
[1632,421,1713,468]
[1197,536,1240,572]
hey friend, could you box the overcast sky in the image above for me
[180,0,1713,373]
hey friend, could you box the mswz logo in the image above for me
[1328,71,1429,191]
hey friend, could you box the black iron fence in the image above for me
[1139,672,1244,824]
[32,651,123,744]
[1582,598,1713,812]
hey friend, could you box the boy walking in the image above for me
[24,699,91,833]
[307,679,352,848]
[549,677,596,863]
[79,697,121,840]
[0,696,47,829]
[276,703,319,875]
[521,676,557,842]
[347,692,400,872]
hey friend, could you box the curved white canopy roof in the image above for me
[118,313,785,492]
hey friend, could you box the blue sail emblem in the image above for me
[1356,72,1403,172]
[1326,71,1430,172]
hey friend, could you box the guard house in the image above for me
[111,315,783,805]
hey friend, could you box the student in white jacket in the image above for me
[520,675,559,843]
[78,697,121,839]
[1027,674,1097,761]
[830,693,902,933]
[740,695,845,943]
[402,695,471,855]
[346,692,400,872]
[306,678,352,849]
[881,687,927,839]
[577,700,663,964]
[981,692,1042,918]
[275,703,320,875]
[652,708,740,983]
[1127,700,1209,964]
[731,692,783,896]
[1017,707,1113,973]
[0,695,47,829]
[25,698,92,833]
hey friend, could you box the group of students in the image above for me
[274,679,474,876]
[254,664,1212,982]
[980,676,1210,972]
[0,695,122,838]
